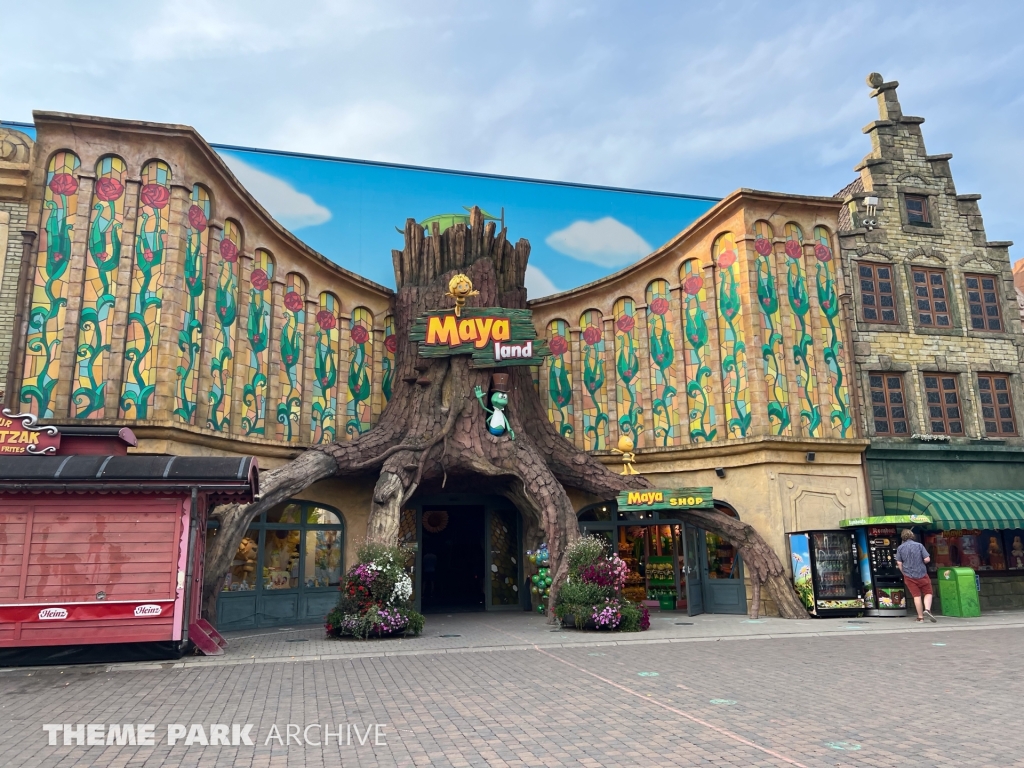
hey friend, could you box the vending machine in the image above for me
[788,530,865,617]
[858,525,907,617]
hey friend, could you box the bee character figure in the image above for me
[611,435,639,475]
[445,273,479,317]
[474,373,514,440]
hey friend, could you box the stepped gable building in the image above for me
[836,74,1024,610]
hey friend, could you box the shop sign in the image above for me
[0,601,173,623]
[0,409,60,455]
[616,487,713,512]
[839,514,931,528]
[411,308,550,368]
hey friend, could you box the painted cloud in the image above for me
[524,264,559,299]
[219,153,331,230]
[545,217,652,268]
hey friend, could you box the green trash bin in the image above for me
[937,567,981,617]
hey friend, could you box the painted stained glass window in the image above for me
[784,223,821,436]
[346,307,374,437]
[21,150,81,417]
[645,279,680,446]
[73,155,127,419]
[578,309,609,450]
[613,297,644,447]
[240,249,274,435]
[277,273,306,441]
[714,233,750,438]
[679,260,716,442]
[752,221,791,436]
[545,318,574,440]
[174,184,211,424]
[813,226,851,437]
[206,219,241,431]
[311,292,340,444]
[120,159,171,419]
[382,315,396,404]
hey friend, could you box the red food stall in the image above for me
[0,412,257,665]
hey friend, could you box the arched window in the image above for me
[120,159,171,420]
[783,223,821,436]
[277,273,307,441]
[22,150,81,418]
[645,279,680,446]
[612,297,644,447]
[713,232,750,438]
[74,155,127,419]
[346,306,374,437]
[311,292,341,444]
[578,309,608,450]
[207,219,243,431]
[382,315,396,404]
[240,249,275,436]
[174,183,212,424]
[678,260,715,442]
[812,225,851,437]
[752,220,790,435]
[544,318,574,440]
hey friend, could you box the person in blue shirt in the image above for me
[896,529,937,623]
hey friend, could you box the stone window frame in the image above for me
[867,370,911,437]
[962,271,1006,336]
[920,370,967,437]
[904,194,931,226]
[854,259,905,330]
[905,262,962,336]
[973,369,1024,441]
[860,362,920,438]
[897,186,943,237]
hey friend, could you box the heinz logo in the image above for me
[425,315,511,349]
[134,604,162,617]
[38,607,68,620]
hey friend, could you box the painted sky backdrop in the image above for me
[2,1,1020,280]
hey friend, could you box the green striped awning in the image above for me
[883,489,1024,530]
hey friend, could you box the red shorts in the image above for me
[904,575,933,598]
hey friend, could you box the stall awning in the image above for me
[883,489,1024,530]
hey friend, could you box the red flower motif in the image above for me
[140,183,170,210]
[284,354,294,364]
[762,297,771,306]
[48,173,78,197]
[785,240,802,259]
[384,334,397,354]
[250,269,269,291]
[583,326,602,346]
[793,298,802,307]
[624,369,634,378]
[252,334,262,345]
[188,204,208,232]
[351,325,369,345]
[94,177,123,202]
[616,314,635,333]
[754,237,773,256]
[822,300,831,309]
[317,309,337,330]
[690,334,699,343]
[186,276,196,287]
[649,297,669,316]
[683,275,704,295]
[220,238,238,262]
[814,244,832,262]
[143,248,155,263]
[717,249,736,269]
[284,291,304,312]
[654,353,664,364]
[549,335,569,356]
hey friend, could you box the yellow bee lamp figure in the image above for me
[611,435,639,475]
[445,274,479,317]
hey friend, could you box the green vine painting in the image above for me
[174,185,210,424]
[276,278,306,441]
[715,234,750,438]
[784,228,821,436]
[680,265,716,442]
[240,251,274,435]
[753,226,791,436]
[613,299,644,447]
[645,280,679,446]
[546,319,574,439]
[814,228,852,437]
[345,307,373,437]
[579,311,608,450]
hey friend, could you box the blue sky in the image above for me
[2,1,1021,291]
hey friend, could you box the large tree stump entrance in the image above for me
[203,209,808,621]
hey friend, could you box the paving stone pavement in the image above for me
[0,615,1021,767]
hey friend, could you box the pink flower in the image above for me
[95,177,123,202]
[814,244,832,262]
[583,326,602,346]
[616,314,635,333]
[220,238,238,262]
[384,334,397,354]
[822,300,831,309]
[188,204,208,232]
[140,184,170,210]
[683,275,704,295]
[317,309,337,330]
[717,249,736,269]
[649,297,669,316]
[143,248,154,263]
[284,291,304,312]
[351,325,369,345]
[754,237,773,256]
[250,269,269,291]
[549,335,569,356]
[785,240,802,259]
[49,173,78,196]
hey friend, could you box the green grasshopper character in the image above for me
[474,385,514,440]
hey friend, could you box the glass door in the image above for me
[811,531,858,599]
[684,524,705,616]
[487,508,521,610]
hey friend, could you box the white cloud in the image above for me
[524,264,559,299]
[545,217,652,267]
[220,153,331,231]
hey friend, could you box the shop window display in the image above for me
[923,529,1017,573]
[705,531,738,579]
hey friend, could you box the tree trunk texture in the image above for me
[202,208,807,622]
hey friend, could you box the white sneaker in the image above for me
[924,610,936,623]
